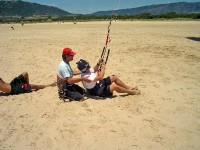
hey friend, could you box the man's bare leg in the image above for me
[109,75,133,90]
[0,78,11,93]
[110,83,140,95]
[30,82,56,91]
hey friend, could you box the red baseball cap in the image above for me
[62,47,76,56]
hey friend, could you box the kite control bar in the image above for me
[99,47,110,70]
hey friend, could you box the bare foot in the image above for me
[130,86,138,90]
[134,90,141,95]
[130,89,141,95]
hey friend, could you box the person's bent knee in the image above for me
[109,83,118,92]
[69,92,84,101]
[109,74,118,81]
[109,74,116,79]
[22,72,28,77]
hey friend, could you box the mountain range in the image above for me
[0,0,200,17]
[93,2,200,16]
[0,0,71,16]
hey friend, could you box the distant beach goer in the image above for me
[11,26,14,30]
[0,72,56,95]
[76,59,141,97]
[57,47,91,101]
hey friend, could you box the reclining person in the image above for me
[76,59,141,97]
[0,72,56,95]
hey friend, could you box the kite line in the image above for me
[98,0,120,71]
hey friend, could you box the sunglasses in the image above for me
[67,54,74,57]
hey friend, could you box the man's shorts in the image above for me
[10,74,31,95]
[88,76,113,97]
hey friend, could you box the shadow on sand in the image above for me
[186,37,200,42]
[85,93,117,100]
[85,92,130,100]
[60,93,130,102]
[0,92,10,97]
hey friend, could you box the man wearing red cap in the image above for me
[57,47,90,101]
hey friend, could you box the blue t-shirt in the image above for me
[57,61,73,79]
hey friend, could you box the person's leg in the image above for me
[72,84,86,95]
[61,87,84,101]
[20,72,56,91]
[109,83,140,95]
[21,72,29,84]
[67,91,84,101]
[0,78,11,93]
[0,78,4,83]
[30,82,56,91]
[109,75,132,90]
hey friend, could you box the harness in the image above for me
[58,82,85,102]
[57,79,74,101]
[58,87,74,102]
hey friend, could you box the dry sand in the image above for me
[0,20,200,150]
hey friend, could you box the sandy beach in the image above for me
[0,20,200,150]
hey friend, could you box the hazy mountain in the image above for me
[0,0,71,16]
[92,2,200,16]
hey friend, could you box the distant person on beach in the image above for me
[0,72,56,95]
[57,47,91,101]
[76,59,141,97]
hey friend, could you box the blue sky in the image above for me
[25,0,200,14]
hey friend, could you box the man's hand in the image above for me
[98,58,103,64]
[73,69,81,75]
[101,60,106,66]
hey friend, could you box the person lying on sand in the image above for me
[76,59,141,97]
[0,72,56,95]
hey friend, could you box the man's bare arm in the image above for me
[66,76,91,84]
